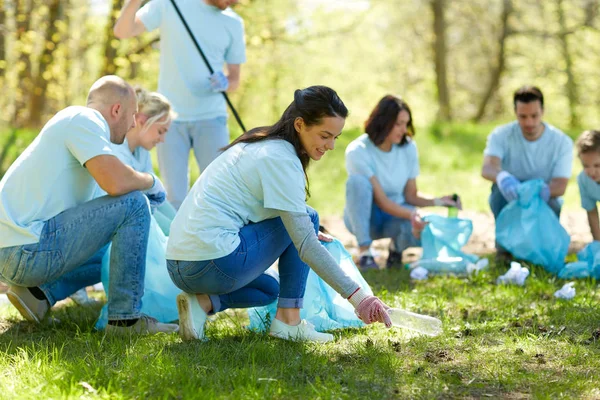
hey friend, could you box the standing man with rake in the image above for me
[114,0,246,209]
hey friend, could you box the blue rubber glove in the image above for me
[496,171,520,202]
[145,175,167,208]
[209,71,229,92]
[540,183,550,203]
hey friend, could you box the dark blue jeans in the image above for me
[167,207,320,312]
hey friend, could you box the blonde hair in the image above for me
[134,87,176,133]
[576,130,600,155]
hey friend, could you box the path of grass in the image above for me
[1,259,599,399]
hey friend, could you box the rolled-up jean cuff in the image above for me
[278,297,303,309]
[208,294,222,314]
[107,313,141,321]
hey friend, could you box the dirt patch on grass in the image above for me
[321,210,592,263]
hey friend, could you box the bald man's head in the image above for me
[87,75,137,144]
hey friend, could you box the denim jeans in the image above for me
[343,174,420,252]
[0,192,151,320]
[157,117,229,209]
[167,207,320,312]
[489,183,562,251]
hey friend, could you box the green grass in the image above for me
[1,260,600,399]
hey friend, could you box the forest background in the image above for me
[1,0,599,214]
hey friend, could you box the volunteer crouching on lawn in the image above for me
[343,95,461,271]
[0,75,178,336]
[166,86,393,343]
[481,86,573,261]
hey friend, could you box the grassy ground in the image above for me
[0,123,595,398]
[1,259,599,399]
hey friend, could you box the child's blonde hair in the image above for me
[576,130,600,155]
[134,87,176,133]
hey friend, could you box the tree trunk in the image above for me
[557,0,579,128]
[100,0,121,76]
[0,0,6,79]
[472,0,512,122]
[26,0,61,127]
[431,0,451,121]
[11,0,33,127]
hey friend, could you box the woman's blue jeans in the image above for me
[344,174,420,252]
[167,207,320,313]
[0,192,151,320]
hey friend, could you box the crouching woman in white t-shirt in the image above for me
[166,86,392,342]
[344,95,460,270]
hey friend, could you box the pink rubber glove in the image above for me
[348,288,392,328]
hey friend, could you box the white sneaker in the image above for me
[176,292,207,341]
[269,318,334,343]
[70,288,100,306]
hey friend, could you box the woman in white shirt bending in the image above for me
[166,86,392,342]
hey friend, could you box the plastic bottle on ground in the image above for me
[387,308,443,336]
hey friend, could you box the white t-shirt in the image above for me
[167,139,307,261]
[0,107,113,248]
[345,133,419,205]
[138,0,246,121]
[112,139,153,174]
[577,171,600,211]
[483,121,573,182]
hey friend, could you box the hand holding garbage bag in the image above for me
[496,179,570,273]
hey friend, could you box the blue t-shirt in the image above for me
[345,133,419,205]
[577,171,600,211]
[166,139,307,261]
[138,0,246,121]
[0,107,113,247]
[483,121,573,182]
[112,139,153,174]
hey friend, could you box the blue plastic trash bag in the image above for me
[248,238,371,333]
[411,214,479,274]
[95,217,180,329]
[496,179,570,273]
[558,241,600,279]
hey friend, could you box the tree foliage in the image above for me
[0,0,599,134]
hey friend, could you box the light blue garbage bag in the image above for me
[413,214,479,274]
[496,179,570,274]
[248,238,371,333]
[558,241,600,279]
[95,217,180,329]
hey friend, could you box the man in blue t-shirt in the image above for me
[114,0,246,209]
[0,76,177,335]
[481,86,573,258]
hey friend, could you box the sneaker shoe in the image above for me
[177,292,208,341]
[386,249,403,268]
[105,314,179,336]
[7,285,49,323]
[269,318,334,343]
[70,288,100,307]
[358,254,379,271]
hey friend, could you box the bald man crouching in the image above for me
[0,76,178,335]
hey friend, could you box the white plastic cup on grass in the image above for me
[387,308,443,337]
